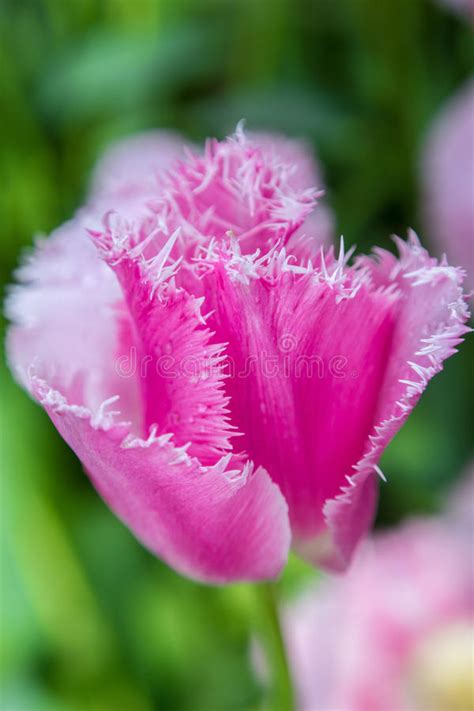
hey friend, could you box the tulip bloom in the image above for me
[422,79,474,293]
[6,129,470,583]
[276,479,474,711]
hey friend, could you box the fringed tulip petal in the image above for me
[93,222,236,464]
[6,129,187,407]
[146,126,320,260]
[30,376,290,584]
[250,131,334,256]
[193,239,400,555]
[5,217,122,408]
[323,232,471,570]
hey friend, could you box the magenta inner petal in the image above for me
[94,239,236,465]
[200,260,401,538]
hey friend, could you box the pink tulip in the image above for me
[278,482,474,710]
[6,128,470,583]
[422,79,474,294]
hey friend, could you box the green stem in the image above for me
[255,582,294,711]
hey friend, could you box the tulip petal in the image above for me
[323,232,471,570]
[29,375,290,584]
[5,216,123,408]
[93,221,238,463]
[193,239,401,547]
[90,130,187,203]
[146,126,319,259]
[6,134,187,415]
[249,131,334,255]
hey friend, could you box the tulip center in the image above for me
[407,620,474,711]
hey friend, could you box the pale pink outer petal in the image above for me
[90,130,187,202]
[5,214,123,409]
[322,232,471,571]
[422,79,474,293]
[6,132,187,412]
[29,376,290,584]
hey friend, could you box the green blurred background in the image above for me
[1,1,473,709]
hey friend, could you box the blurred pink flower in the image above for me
[422,79,474,293]
[279,484,474,710]
[6,128,471,583]
[438,0,474,22]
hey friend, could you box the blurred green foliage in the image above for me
[0,0,473,709]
